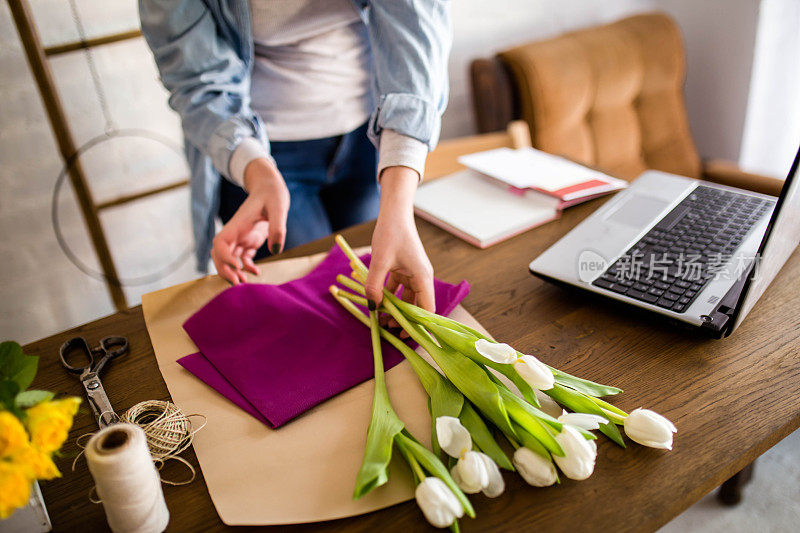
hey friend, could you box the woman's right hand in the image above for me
[211,158,290,284]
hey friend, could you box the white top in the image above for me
[230,0,428,188]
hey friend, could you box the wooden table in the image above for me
[24,200,800,532]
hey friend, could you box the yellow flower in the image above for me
[0,461,32,520]
[24,398,80,454]
[13,445,60,480]
[0,411,29,458]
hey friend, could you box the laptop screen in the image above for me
[731,145,800,332]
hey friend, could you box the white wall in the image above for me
[658,0,761,163]
[740,0,800,179]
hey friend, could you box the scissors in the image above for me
[59,336,128,429]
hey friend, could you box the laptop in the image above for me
[529,146,800,338]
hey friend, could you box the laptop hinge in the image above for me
[700,264,753,337]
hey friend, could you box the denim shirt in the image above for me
[138,0,452,271]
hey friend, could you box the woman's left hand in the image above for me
[365,166,435,312]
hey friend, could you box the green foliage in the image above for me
[1,341,38,391]
[16,390,54,408]
[0,340,46,417]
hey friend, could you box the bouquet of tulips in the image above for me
[0,341,81,519]
[331,236,677,530]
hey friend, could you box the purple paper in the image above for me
[179,246,470,428]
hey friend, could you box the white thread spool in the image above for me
[86,423,170,533]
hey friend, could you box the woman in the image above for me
[139,0,451,311]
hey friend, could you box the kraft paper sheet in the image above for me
[141,248,489,525]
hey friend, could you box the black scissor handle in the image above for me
[100,336,128,359]
[59,337,94,374]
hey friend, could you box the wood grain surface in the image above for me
[23,198,800,532]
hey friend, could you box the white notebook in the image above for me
[458,147,627,202]
[414,169,561,248]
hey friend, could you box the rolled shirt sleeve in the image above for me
[228,137,275,188]
[378,129,428,181]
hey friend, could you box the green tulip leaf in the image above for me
[548,366,622,397]
[353,311,405,499]
[512,422,552,459]
[459,401,514,471]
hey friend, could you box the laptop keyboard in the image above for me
[592,185,773,313]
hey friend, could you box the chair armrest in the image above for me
[702,160,784,197]
[469,57,516,133]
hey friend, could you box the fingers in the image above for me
[385,275,401,297]
[265,187,290,256]
[219,262,242,286]
[242,249,260,276]
[365,258,391,309]
[409,269,436,313]
[212,232,240,269]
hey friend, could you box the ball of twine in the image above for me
[121,400,205,461]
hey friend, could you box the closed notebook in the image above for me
[414,169,560,248]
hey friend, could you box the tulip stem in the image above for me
[332,285,369,308]
[337,274,366,296]
[599,408,627,424]
[395,437,426,482]
[335,235,369,277]
[369,309,389,397]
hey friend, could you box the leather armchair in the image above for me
[470,13,783,197]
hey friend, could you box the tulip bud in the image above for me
[415,477,464,528]
[477,452,505,498]
[514,355,555,390]
[553,425,596,480]
[436,416,472,458]
[558,411,608,431]
[474,339,517,364]
[512,447,558,487]
[451,451,489,493]
[623,408,677,450]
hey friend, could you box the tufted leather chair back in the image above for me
[497,13,702,181]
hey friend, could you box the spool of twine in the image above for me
[86,424,170,533]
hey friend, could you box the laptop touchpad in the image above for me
[604,194,671,227]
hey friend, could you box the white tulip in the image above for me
[436,416,472,458]
[624,408,677,450]
[415,477,464,528]
[558,411,608,431]
[451,452,505,497]
[477,452,505,498]
[553,425,596,480]
[451,451,489,493]
[474,339,517,364]
[534,390,563,418]
[512,447,558,487]
[514,355,555,390]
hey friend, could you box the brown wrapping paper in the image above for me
[141,249,489,525]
